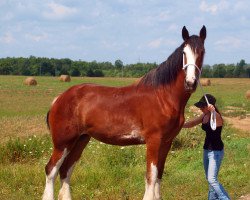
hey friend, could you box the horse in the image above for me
[42,26,206,200]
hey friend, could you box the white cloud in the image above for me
[200,1,218,14]
[167,24,178,32]
[43,2,77,20]
[75,25,93,33]
[1,12,14,21]
[148,38,160,48]
[148,38,177,49]
[25,33,48,42]
[101,40,129,50]
[199,0,229,14]
[134,8,172,27]
[158,11,171,22]
[214,36,243,51]
[0,32,15,44]
[233,1,248,11]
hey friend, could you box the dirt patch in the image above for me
[224,106,245,114]
[239,194,250,200]
[224,116,250,132]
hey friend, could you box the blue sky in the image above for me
[0,0,249,65]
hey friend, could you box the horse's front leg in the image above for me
[143,137,162,200]
[154,139,173,200]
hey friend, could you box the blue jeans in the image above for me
[203,149,230,200]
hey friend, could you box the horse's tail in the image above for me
[46,96,60,130]
[46,110,50,130]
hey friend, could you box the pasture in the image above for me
[0,76,249,199]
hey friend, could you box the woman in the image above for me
[183,94,230,200]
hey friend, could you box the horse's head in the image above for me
[182,26,206,92]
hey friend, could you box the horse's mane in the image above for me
[138,35,203,87]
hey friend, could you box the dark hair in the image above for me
[214,105,221,115]
[138,43,184,87]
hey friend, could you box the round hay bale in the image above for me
[59,75,71,82]
[24,77,37,86]
[245,90,250,100]
[200,78,211,86]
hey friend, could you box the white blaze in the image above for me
[183,45,197,84]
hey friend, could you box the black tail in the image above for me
[46,110,50,130]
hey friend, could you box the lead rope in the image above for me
[197,81,217,130]
[183,54,217,130]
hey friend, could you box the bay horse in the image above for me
[42,26,206,200]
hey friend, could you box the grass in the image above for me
[0,76,249,199]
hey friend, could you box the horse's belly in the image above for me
[86,128,145,146]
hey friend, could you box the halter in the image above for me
[182,54,217,130]
[182,53,201,75]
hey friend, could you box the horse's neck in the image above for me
[157,71,191,112]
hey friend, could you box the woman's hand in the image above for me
[207,104,215,112]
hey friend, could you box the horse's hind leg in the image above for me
[58,134,90,200]
[42,148,69,200]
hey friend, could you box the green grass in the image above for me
[0,76,249,199]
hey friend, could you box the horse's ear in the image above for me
[200,25,206,42]
[182,26,189,41]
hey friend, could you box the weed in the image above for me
[0,135,52,164]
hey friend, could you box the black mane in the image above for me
[138,35,204,87]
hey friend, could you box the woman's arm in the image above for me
[183,114,204,128]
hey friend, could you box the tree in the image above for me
[93,69,104,77]
[86,68,95,77]
[115,59,123,69]
[224,64,235,78]
[201,65,212,78]
[234,65,244,78]
[0,65,12,75]
[233,59,247,77]
[237,59,246,67]
[213,64,226,78]
[246,65,250,78]
[70,67,81,76]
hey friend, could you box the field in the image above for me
[0,76,249,200]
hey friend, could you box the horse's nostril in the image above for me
[187,81,193,87]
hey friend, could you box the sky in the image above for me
[0,0,249,65]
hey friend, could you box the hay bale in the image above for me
[246,90,250,100]
[59,75,71,82]
[200,79,211,86]
[24,77,37,86]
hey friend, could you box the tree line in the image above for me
[0,56,249,78]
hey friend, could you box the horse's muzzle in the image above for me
[184,79,197,92]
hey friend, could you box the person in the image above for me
[183,94,230,200]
